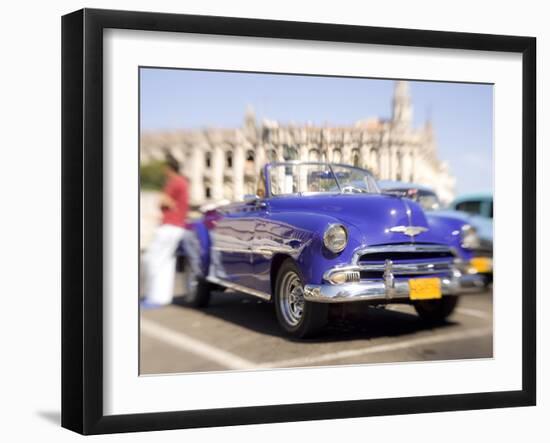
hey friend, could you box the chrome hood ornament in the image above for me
[389,225,429,237]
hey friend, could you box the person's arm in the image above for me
[159,192,175,209]
[176,178,189,220]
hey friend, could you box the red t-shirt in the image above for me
[161,175,189,227]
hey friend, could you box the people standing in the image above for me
[141,155,189,309]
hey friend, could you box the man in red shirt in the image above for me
[141,155,189,308]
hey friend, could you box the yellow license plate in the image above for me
[409,278,442,300]
[470,257,493,273]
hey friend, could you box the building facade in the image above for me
[140,81,456,206]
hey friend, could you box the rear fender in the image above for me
[178,221,211,277]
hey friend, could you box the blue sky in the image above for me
[140,68,493,195]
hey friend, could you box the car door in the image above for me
[209,201,259,289]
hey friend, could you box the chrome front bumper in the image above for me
[303,274,485,304]
[304,277,455,303]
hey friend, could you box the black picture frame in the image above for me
[61,8,536,435]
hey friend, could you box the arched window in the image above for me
[205,151,212,168]
[308,149,320,161]
[351,148,360,167]
[332,149,342,163]
[267,149,278,162]
[245,150,255,176]
[226,151,233,168]
[283,145,298,161]
[205,186,211,198]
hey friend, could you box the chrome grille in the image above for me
[353,244,456,279]
[345,271,361,282]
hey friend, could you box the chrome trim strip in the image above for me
[323,261,455,281]
[402,198,413,227]
[358,261,453,274]
[352,244,456,264]
[255,249,274,258]
[211,246,296,257]
[206,276,272,301]
[211,246,252,254]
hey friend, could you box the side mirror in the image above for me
[243,194,267,209]
[244,194,260,203]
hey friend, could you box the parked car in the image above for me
[450,193,493,219]
[378,181,493,285]
[179,162,485,338]
[446,193,493,283]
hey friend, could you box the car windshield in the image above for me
[382,187,440,211]
[269,162,379,196]
[416,191,440,211]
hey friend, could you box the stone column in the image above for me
[390,146,398,180]
[233,144,245,201]
[380,148,390,180]
[256,144,266,175]
[190,147,205,206]
[342,144,351,164]
[402,149,412,183]
[410,151,419,183]
[211,145,224,201]
[359,144,368,169]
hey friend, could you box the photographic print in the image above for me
[138,68,494,375]
[62,9,535,433]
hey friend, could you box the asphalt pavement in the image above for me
[139,272,493,375]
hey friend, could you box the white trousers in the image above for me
[143,224,185,305]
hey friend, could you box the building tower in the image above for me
[244,105,257,140]
[392,80,412,130]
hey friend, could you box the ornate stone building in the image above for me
[140,81,456,206]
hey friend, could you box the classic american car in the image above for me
[179,162,485,338]
[378,181,493,285]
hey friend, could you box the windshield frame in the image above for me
[264,161,380,198]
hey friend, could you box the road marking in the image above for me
[259,326,492,369]
[455,307,492,320]
[141,318,256,370]
[386,305,492,320]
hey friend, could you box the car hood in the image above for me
[435,209,493,242]
[269,193,445,246]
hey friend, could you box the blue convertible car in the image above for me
[179,162,484,338]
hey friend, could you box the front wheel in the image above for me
[414,295,459,324]
[274,259,328,338]
[181,257,211,308]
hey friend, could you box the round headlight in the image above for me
[461,224,480,249]
[323,224,348,253]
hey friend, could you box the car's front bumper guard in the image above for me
[304,272,485,304]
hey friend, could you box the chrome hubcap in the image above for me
[280,271,305,326]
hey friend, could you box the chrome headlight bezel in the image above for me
[323,224,348,253]
[461,224,481,249]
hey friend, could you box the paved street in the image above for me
[139,272,493,374]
